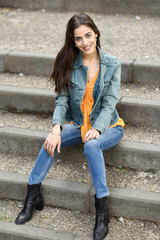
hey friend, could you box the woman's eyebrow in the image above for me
[74,31,92,38]
[85,31,92,35]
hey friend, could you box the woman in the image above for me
[15,14,125,240]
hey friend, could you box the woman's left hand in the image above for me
[83,129,100,143]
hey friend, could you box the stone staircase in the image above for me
[0,5,160,240]
[0,53,160,240]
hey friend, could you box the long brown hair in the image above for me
[49,14,101,93]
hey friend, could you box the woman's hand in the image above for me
[83,129,100,143]
[44,124,61,157]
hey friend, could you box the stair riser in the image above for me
[0,92,54,114]
[118,103,160,129]
[0,0,160,16]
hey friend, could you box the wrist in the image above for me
[50,131,61,136]
[51,124,61,136]
[52,124,61,132]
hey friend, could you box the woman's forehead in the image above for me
[74,25,93,37]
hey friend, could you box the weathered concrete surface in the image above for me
[118,97,160,128]
[0,86,160,127]
[90,187,160,223]
[0,221,75,240]
[0,127,160,171]
[0,171,91,212]
[133,61,160,85]
[7,51,55,77]
[0,85,55,114]
[0,171,159,222]
[121,59,133,84]
[106,140,160,172]
[0,50,9,72]
[1,51,160,85]
[0,0,160,16]
[1,51,132,83]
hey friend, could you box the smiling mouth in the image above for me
[83,45,91,51]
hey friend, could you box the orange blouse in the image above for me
[80,69,125,141]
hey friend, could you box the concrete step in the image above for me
[1,50,160,85]
[0,85,55,114]
[0,73,159,99]
[0,8,160,65]
[0,150,159,193]
[0,84,159,128]
[0,221,78,240]
[0,126,159,172]
[0,171,159,223]
[1,200,160,240]
[118,97,160,128]
[0,109,159,171]
[0,0,160,16]
[0,109,159,145]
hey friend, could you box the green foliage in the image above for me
[16,109,23,114]
[119,166,125,170]
[0,214,13,222]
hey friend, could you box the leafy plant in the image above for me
[119,166,125,170]
[17,109,23,114]
[0,214,13,222]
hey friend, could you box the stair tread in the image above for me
[0,152,159,193]
[120,84,160,100]
[0,73,50,90]
[0,73,160,100]
[0,8,160,62]
[0,199,159,240]
[0,109,159,145]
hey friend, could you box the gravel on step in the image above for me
[0,152,159,193]
[0,199,159,240]
[0,110,159,145]
[0,8,160,62]
[120,84,160,100]
[0,73,159,100]
[0,73,52,89]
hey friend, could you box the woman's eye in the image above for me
[75,37,81,42]
[86,34,92,38]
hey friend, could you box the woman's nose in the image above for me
[82,38,88,46]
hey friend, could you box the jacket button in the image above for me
[91,117,94,121]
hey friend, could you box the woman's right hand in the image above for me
[44,124,61,157]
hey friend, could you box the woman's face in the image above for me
[74,25,98,56]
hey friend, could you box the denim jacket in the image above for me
[52,46,121,134]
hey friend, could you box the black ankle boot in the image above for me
[93,195,109,240]
[15,183,44,225]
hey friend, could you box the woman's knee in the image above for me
[84,139,100,156]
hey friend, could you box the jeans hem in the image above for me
[96,192,110,199]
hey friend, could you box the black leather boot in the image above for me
[15,183,44,225]
[93,195,109,240]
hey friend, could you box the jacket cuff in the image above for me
[91,123,108,135]
[52,119,64,128]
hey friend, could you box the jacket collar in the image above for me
[73,46,107,69]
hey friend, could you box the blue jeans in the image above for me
[29,124,123,199]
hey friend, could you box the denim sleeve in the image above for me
[92,63,121,133]
[52,89,69,127]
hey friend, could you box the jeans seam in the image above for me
[33,156,53,184]
[99,129,123,151]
